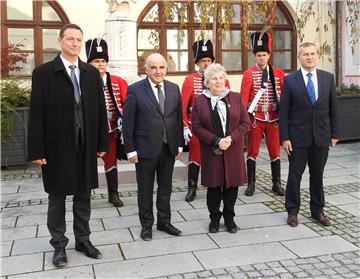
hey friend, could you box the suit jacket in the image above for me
[279,69,339,147]
[123,78,183,158]
[27,54,108,195]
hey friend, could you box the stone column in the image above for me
[105,1,139,84]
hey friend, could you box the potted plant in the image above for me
[1,43,31,167]
[337,83,360,141]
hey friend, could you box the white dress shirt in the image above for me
[301,67,318,101]
[60,55,81,96]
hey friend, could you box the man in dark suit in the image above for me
[123,53,183,241]
[28,24,108,267]
[279,42,339,227]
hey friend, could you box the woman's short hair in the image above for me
[203,63,227,86]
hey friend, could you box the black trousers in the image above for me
[47,136,91,248]
[285,140,329,215]
[207,186,238,222]
[135,144,175,228]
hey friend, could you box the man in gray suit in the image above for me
[279,42,339,227]
[123,53,184,241]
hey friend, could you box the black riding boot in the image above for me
[271,159,285,196]
[106,168,123,207]
[185,163,199,202]
[245,159,256,196]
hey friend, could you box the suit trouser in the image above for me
[47,138,91,248]
[135,144,175,228]
[285,140,329,215]
[207,187,238,222]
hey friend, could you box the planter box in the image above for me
[1,107,29,167]
[337,95,360,141]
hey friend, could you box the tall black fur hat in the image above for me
[251,26,272,54]
[85,38,109,63]
[192,39,215,63]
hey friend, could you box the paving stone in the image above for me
[1,240,13,257]
[225,266,239,273]
[286,266,302,273]
[231,272,247,279]
[326,193,359,206]
[94,253,203,278]
[343,273,358,278]
[282,235,358,257]
[334,267,351,273]
[272,267,287,273]
[1,253,43,276]
[168,274,184,279]
[1,226,37,241]
[238,192,274,203]
[327,261,343,268]
[322,268,337,275]
[211,268,227,275]
[307,269,322,276]
[44,244,123,270]
[1,185,19,194]
[247,271,262,277]
[197,270,213,277]
[239,265,255,271]
[260,269,276,276]
[8,265,94,278]
[209,224,318,247]
[252,263,267,270]
[183,272,198,279]
[121,234,217,259]
[12,236,70,255]
[338,203,359,217]
[293,272,309,278]
[279,273,294,279]
[1,216,17,228]
[1,204,48,218]
[266,261,282,268]
[179,203,273,221]
[194,242,296,269]
[280,259,296,267]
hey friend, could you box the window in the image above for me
[137,1,296,75]
[1,0,69,76]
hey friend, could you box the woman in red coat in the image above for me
[192,63,250,233]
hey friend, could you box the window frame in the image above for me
[1,0,69,77]
[137,1,297,75]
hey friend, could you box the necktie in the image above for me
[155,84,165,114]
[155,84,167,143]
[306,72,316,105]
[69,65,80,104]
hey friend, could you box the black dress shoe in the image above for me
[75,240,102,259]
[108,192,124,207]
[140,227,152,241]
[208,220,219,233]
[225,221,239,233]
[53,247,67,268]
[157,223,182,236]
[311,212,331,226]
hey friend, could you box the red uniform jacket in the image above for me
[241,65,284,122]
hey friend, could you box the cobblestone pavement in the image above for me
[1,142,359,278]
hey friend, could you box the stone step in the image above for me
[97,160,187,186]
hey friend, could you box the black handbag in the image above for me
[116,132,127,161]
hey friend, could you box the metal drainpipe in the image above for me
[336,0,343,87]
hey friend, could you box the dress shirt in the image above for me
[60,55,81,96]
[301,67,318,101]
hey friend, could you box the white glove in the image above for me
[183,127,192,145]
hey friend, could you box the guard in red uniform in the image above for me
[182,40,230,202]
[86,38,128,206]
[240,31,285,196]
